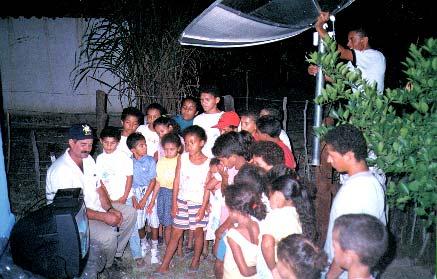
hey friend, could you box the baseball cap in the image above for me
[212,111,240,129]
[69,123,94,140]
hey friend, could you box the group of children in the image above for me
[95,86,388,279]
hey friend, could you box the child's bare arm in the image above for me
[146,178,159,214]
[195,188,210,221]
[139,179,155,208]
[228,236,257,276]
[261,234,277,270]
[171,156,182,218]
[119,175,132,204]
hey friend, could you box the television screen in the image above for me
[10,188,90,279]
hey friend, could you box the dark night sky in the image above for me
[1,0,434,100]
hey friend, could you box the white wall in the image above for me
[0,17,128,114]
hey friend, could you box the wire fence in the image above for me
[5,95,316,216]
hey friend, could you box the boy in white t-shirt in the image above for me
[136,103,166,160]
[96,126,145,268]
[323,124,386,279]
[117,107,143,157]
[193,85,224,158]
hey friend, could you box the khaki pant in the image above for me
[89,202,137,268]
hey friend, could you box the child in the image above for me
[240,109,259,138]
[204,158,224,257]
[136,103,167,159]
[331,214,388,279]
[212,111,240,134]
[173,96,199,133]
[276,234,327,279]
[117,107,143,156]
[250,141,285,172]
[156,125,211,274]
[211,131,253,278]
[223,183,266,279]
[259,106,292,151]
[153,116,182,159]
[96,127,145,268]
[258,175,316,279]
[126,132,161,264]
[323,124,386,279]
[256,115,297,170]
[193,85,224,158]
[156,133,182,246]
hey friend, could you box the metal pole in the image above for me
[311,33,325,166]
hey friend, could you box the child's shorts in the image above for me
[157,187,173,227]
[133,186,159,229]
[173,198,208,230]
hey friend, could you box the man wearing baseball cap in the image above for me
[46,123,136,269]
[212,111,240,135]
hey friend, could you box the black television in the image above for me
[10,188,90,279]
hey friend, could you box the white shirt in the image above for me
[96,150,133,200]
[347,48,386,93]
[193,112,224,158]
[117,135,132,157]
[279,129,292,151]
[324,171,386,278]
[136,124,159,157]
[46,149,104,212]
[178,152,210,203]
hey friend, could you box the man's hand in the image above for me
[104,209,123,226]
[308,64,319,76]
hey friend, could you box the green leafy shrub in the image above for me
[307,37,436,227]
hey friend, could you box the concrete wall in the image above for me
[0,17,127,114]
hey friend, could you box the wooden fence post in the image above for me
[223,95,235,112]
[282,97,288,131]
[96,90,108,135]
[96,90,108,155]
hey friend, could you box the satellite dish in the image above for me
[180,0,355,48]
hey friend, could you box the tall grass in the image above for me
[72,2,200,113]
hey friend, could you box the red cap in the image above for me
[212,111,241,129]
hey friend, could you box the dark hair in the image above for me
[277,234,327,279]
[257,115,281,138]
[99,126,121,141]
[334,214,388,268]
[153,116,180,135]
[161,132,182,148]
[260,105,282,121]
[250,141,284,166]
[181,96,200,112]
[224,183,266,221]
[182,125,207,142]
[210,157,221,167]
[121,107,144,123]
[240,109,259,122]
[126,132,145,150]
[265,164,296,195]
[145,103,167,116]
[350,27,368,38]
[234,163,267,195]
[272,175,316,241]
[324,124,367,161]
[212,131,252,161]
[267,164,296,183]
[199,84,221,98]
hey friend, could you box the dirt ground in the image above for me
[99,240,435,279]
